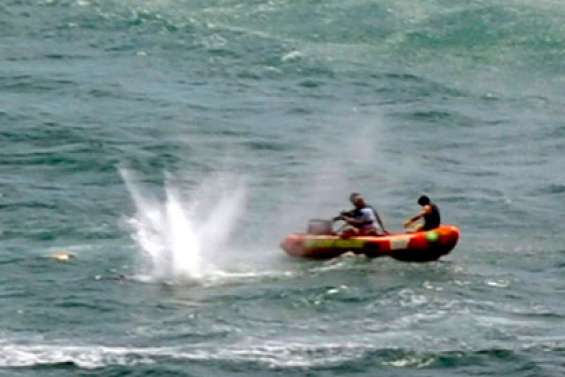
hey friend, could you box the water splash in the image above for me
[120,168,247,283]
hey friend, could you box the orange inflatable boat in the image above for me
[280,223,460,262]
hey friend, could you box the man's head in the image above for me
[418,195,431,206]
[350,192,365,208]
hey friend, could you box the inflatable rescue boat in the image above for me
[280,221,460,262]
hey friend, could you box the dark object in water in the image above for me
[307,219,334,235]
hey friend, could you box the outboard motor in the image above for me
[307,219,334,235]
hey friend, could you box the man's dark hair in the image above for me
[418,195,430,206]
[349,192,361,201]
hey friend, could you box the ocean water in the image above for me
[1,0,565,376]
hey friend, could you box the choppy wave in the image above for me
[2,1,565,377]
[7,0,565,77]
[2,340,565,372]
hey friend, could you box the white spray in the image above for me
[120,168,247,283]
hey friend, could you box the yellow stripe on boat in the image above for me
[305,238,366,249]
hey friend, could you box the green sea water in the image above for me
[1,0,565,376]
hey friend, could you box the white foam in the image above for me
[0,341,372,369]
[281,50,303,62]
[203,268,295,283]
[3,334,562,370]
[0,344,131,369]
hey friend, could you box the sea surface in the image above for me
[1,0,565,376]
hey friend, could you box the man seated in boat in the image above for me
[404,195,441,232]
[334,193,388,237]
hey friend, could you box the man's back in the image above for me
[422,203,441,230]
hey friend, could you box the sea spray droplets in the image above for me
[120,168,247,283]
[163,186,203,279]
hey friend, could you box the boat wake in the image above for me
[120,168,247,284]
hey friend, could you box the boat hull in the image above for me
[280,225,460,262]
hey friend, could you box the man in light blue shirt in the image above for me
[335,193,388,237]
